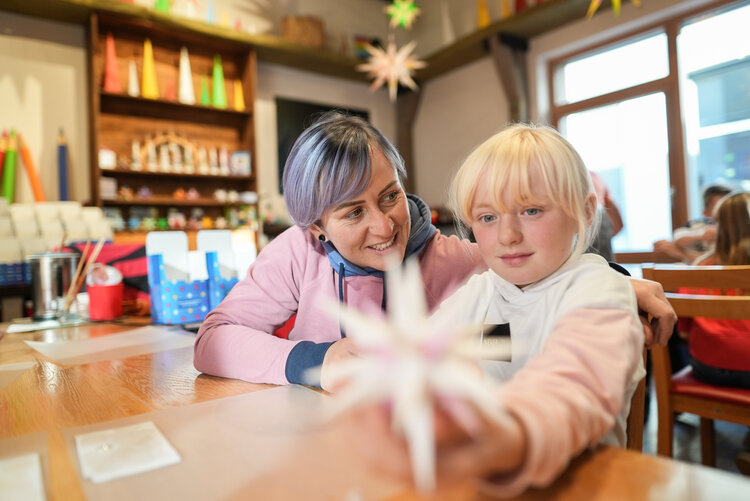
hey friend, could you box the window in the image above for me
[549,0,750,257]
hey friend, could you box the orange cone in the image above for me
[103,33,122,93]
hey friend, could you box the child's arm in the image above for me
[479,306,644,496]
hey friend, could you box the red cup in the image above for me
[87,283,123,321]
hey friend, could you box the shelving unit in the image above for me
[88,11,257,234]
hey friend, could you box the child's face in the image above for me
[470,179,580,288]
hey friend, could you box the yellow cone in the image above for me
[478,0,491,28]
[233,79,245,111]
[141,38,159,99]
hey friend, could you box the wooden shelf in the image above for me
[100,92,251,128]
[2,0,596,83]
[103,197,249,208]
[100,169,254,182]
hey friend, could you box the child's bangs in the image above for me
[484,144,555,213]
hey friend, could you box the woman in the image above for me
[194,112,675,390]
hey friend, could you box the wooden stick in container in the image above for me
[63,240,90,313]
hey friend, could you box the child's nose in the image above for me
[497,220,522,246]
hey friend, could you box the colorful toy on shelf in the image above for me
[103,33,122,93]
[141,38,159,99]
[208,147,219,175]
[227,190,239,203]
[146,138,158,172]
[128,216,140,230]
[167,209,186,230]
[170,141,183,173]
[219,147,230,175]
[201,216,213,229]
[211,55,227,109]
[157,217,169,230]
[230,150,251,176]
[233,79,245,111]
[137,186,152,199]
[128,59,140,97]
[119,185,135,201]
[173,187,186,200]
[199,76,210,106]
[178,46,196,105]
[142,217,157,231]
[186,187,200,200]
[214,216,228,229]
[197,147,210,175]
[131,140,142,171]
[214,189,227,203]
[159,144,170,172]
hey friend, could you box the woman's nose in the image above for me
[370,209,394,235]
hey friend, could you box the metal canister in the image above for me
[27,252,78,320]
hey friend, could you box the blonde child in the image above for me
[348,124,645,496]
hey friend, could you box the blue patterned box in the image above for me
[0,262,30,286]
[147,251,238,324]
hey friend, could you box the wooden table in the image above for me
[2,321,749,500]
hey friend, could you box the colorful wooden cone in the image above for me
[58,130,69,200]
[478,0,491,28]
[1,131,18,203]
[103,33,122,93]
[500,0,512,19]
[200,76,210,106]
[211,55,227,109]
[233,79,245,111]
[178,46,195,105]
[19,134,45,202]
[141,38,159,99]
[128,59,140,97]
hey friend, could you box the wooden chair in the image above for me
[641,264,750,465]
[626,350,647,451]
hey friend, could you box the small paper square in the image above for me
[75,421,181,483]
[0,453,46,501]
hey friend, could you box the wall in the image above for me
[0,11,89,204]
[255,61,395,223]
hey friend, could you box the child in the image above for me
[679,191,750,389]
[348,124,645,496]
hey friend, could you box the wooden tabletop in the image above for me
[2,321,749,500]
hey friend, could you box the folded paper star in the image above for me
[314,258,510,492]
[357,39,426,102]
[385,0,421,29]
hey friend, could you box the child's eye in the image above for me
[523,208,541,216]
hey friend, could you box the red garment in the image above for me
[678,285,750,372]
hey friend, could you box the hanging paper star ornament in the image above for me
[385,0,421,29]
[311,257,510,492]
[357,39,426,102]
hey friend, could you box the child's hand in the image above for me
[343,401,527,489]
[630,277,677,346]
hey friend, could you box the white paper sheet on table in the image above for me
[24,326,195,365]
[0,453,46,501]
[75,421,181,483]
[0,361,36,391]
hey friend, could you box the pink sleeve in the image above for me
[482,307,643,497]
[193,229,307,385]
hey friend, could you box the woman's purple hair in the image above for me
[282,111,406,228]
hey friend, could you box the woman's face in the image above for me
[312,148,411,271]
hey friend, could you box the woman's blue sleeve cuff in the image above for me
[285,341,335,388]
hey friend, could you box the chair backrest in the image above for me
[641,264,750,401]
[641,264,750,320]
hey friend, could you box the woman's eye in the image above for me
[346,208,363,219]
[480,214,496,223]
[382,190,400,203]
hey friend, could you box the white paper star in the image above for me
[357,39,426,102]
[314,258,510,492]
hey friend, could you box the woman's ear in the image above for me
[585,193,598,225]
[309,223,326,243]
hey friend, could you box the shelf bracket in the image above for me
[489,33,529,123]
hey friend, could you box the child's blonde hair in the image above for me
[450,123,598,257]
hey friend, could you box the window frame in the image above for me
[546,0,741,262]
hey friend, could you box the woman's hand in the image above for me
[320,337,359,392]
[630,277,677,347]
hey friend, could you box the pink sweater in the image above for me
[194,225,484,385]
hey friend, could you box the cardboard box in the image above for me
[281,16,325,48]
